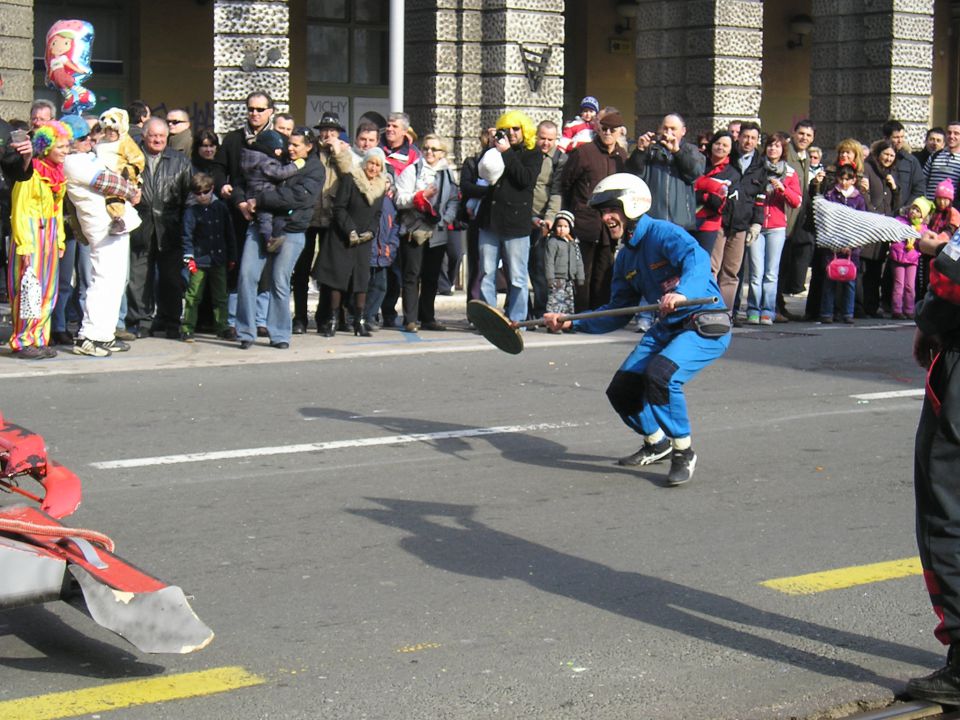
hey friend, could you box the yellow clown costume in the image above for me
[8,120,71,354]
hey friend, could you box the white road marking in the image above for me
[90,421,581,469]
[850,389,924,400]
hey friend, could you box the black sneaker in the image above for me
[667,448,697,486]
[617,438,672,467]
[101,338,131,353]
[73,337,111,357]
[907,648,960,704]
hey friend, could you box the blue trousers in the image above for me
[606,322,730,439]
[237,227,305,343]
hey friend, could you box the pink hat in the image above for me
[936,178,955,200]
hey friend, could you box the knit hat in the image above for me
[580,96,600,114]
[911,196,935,218]
[936,178,955,201]
[554,209,575,229]
[253,129,286,154]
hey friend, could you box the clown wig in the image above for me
[495,110,536,150]
[31,120,73,158]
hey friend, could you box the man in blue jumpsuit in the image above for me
[544,174,731,485]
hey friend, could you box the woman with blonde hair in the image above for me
[394,133,459,331]
[8,120,72,359]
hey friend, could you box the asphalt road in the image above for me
[0,312,939,719]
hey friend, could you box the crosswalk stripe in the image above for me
[761,557,923,595]
[0,666,264,720]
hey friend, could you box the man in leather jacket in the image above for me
[126,117,191,338]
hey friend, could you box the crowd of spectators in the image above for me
[2,91,958,360]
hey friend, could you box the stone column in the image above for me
[810,0,933,148]
[406,0,564,164]
[0,0,33,120]
[213,0,290,136]
[635,0,763,134]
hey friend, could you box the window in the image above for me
[306,0,389,87]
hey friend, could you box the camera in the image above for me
[494,128,509,144]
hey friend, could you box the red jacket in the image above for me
[694,156,735,233]
[761,165,802,230]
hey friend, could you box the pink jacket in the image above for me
[890,218,924,265]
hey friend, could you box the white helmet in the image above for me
[589,173,652,219]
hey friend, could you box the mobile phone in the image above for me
[9,129,28,144]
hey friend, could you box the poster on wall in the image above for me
[352,97,390,133]
[305,95,349,130]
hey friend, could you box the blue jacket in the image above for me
[182,197,236,268]
[574,214,724,334]
[371,194,401,268]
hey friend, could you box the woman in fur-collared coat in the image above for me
[315,147,386,337]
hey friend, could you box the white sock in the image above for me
[645,429,665,445]
[672,436,691,451]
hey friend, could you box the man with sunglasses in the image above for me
[165,108,192,156]
[560,108,628,311]
[214,91,276,336]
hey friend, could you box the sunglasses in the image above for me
[247,106,270,113]
[423,146,444,153]
[193,189,213,197]
[168,119,188,126]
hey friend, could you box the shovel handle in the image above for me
[513,296,721,329]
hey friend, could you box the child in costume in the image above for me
[891,197,932,319]
[95,108,144,235]
[238,130,303,252]
[544,210,585,325]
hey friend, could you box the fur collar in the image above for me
[350,167,386,205]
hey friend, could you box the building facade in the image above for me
[1,0,953,159]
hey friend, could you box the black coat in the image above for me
[255,154,324,234]
[726,152,765,234]
[478,145,541,238]
[133,148,192,252]
[316,173,384,291]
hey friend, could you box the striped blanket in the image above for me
[812,196,920,250]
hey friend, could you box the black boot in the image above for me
[354,317,372,337]
[907,645,960,704]
[321,313,337,338]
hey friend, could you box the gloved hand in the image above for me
[745,223,762,246]
[184,257,198,274]
[357,231,374,243]
[552,279,564,289]
[349,230,360,246]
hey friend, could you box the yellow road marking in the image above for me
[396,642,442,653]
[0,665,264,720]
[761,557,923,595]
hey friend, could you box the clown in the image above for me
[44,20,95,115]
[8,121,73,359]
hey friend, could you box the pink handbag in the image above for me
[827,254,857,282]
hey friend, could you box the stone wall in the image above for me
[406,0,564,164]
[0,0,33,120]
[213,0,290,135]
[635,0,763,135]
[809,0,933,148]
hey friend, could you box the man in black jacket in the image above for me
[477,112,542,323]
[126,117,192,338]
[713,121,764,313]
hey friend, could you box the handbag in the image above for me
[826,253,857,282]
[18,265,43,320]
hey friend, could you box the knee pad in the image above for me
[606,370,647,418]
[644,355,679,406]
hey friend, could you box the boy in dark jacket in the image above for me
[180,172,236,341]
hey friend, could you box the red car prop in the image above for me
[0,411,213,653]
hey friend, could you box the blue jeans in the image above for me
[366,266,389,324]
[747,227,785,319]
[479,229,529,323]
[228,289,269,328]
[52,236,78,332]
[237,227,305,343]
[821,278,855,319]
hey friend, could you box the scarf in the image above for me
[350,166,386,205]
[32,157,65,209]
[764,159,787,193]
